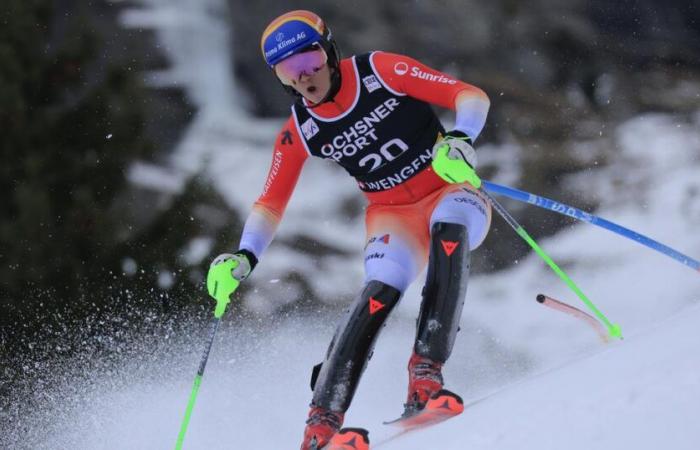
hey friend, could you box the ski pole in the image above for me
[474,185,622,339]
[482,180,700,273]
[175,260,240,450]
[430,145,622,339]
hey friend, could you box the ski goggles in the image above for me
[274,44,328,85]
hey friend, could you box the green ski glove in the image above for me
[431,131,481,188]
[206,251,256,318]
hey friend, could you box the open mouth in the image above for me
[307,86,317,94]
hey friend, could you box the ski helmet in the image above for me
[260,10,342,103]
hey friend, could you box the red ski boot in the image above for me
[300,406,344,450]
[405,352,444,415]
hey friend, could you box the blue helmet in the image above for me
[260,10,340,68]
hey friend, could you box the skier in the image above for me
[208,10,492,449]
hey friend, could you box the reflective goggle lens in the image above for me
[274,46,328,85]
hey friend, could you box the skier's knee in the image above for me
[430,189,491,249]
[364,258,413,293]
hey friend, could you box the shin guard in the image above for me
[414,222,470,363]
[311,280,401,412]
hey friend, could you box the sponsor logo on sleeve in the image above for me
[262,150,283,196]
[393,61,457,85]
[410,66,457,84]
[394,62,409,76]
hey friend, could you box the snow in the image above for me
[378,304,700,450]
[7,2,699,449]
[24,287,700,450]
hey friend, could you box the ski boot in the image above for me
[300,406,344,450]
[404,352,444,416]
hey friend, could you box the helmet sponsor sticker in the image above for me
[265,30,308,60]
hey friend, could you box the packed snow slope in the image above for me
[371,304,700,450]
[31,283,700,450]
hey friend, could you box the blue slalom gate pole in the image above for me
[482,180,700,273]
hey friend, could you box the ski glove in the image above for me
[206,249,257,318]
[431,130,481,188]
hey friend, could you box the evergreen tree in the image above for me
[0,1,239,334]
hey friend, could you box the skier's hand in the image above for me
[210,251,255,281]
[206,250,257,317]
[431,130,481,188]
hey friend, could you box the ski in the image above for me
[312,391,463,449]
[317,427,370,450]
[384,389,464,430]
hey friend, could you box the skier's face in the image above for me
[275,45,331,104]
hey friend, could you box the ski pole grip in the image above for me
[206,259,240,318]
[431,146,482,188]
